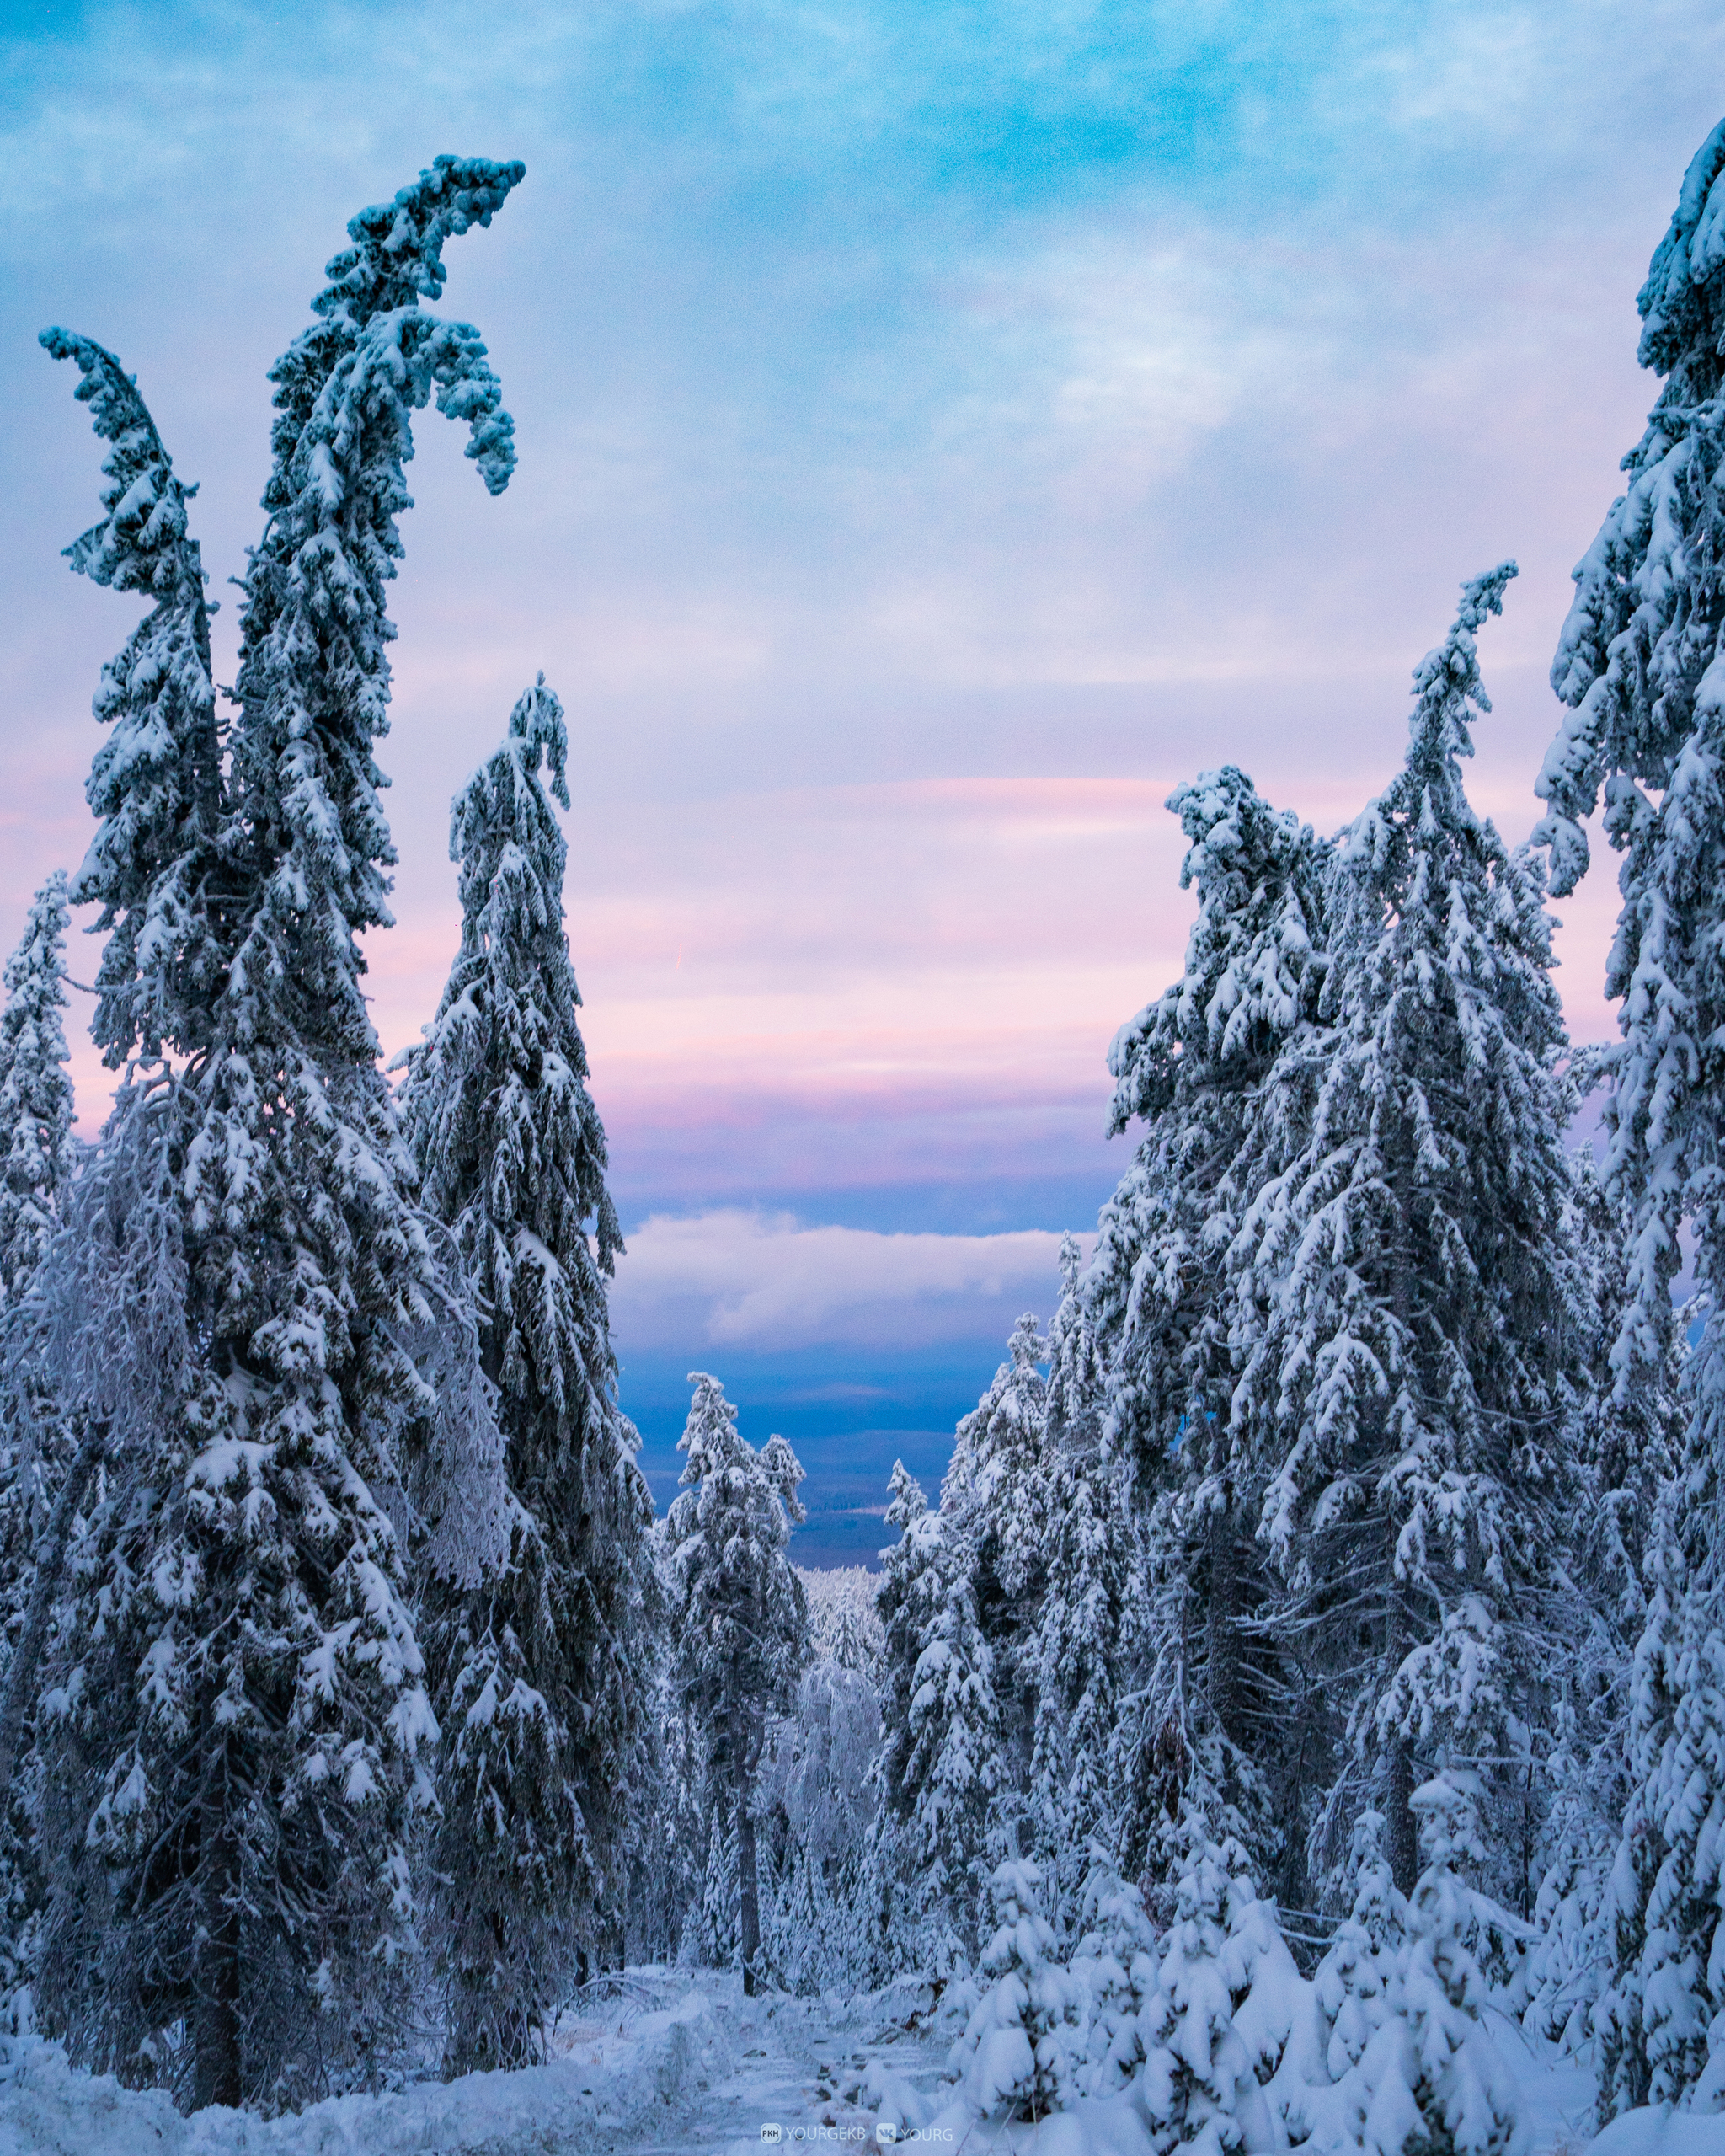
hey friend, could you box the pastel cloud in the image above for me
[608,1209,1079,1353]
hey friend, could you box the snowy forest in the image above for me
[5,113,1725,2156]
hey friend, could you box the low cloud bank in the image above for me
[608,1207,1085,1353]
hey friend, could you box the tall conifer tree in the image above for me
[37,329,227,1073]
[0,874,77,1972]
[1536,120,1725,2114]
[1087,768,1329,1888]
[0,331,232,1869]
[940,1313,1049,1813]
[1092,769,1331,1481]
[0,869,77,1655]
[0,870,77,1607]
[1028,1242,1133,1931]
[1521,1162,1684,2057]
[400,675,655,2065]
[34,158,524,2110]
[665,1375,808,1994]
[868,1462,953,1967]
[0,875,76,1305]
[1231,567,1588,1895]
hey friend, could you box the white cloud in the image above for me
[608,1208,1081,1352]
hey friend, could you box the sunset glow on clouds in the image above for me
[2,0,1717,1534]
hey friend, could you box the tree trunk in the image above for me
[1384,1523,1418,1896]
[737,1795,761,1997]
[1384,1147,1419,1899]
[1204,1510,1234,1735]
[1386,1731,1418,1897]
[0,1415,106,1816]
[193,1722,243,2109]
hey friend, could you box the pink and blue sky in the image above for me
[2,0,1718,1556]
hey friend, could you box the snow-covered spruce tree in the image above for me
[0,330,229,1843]
[398,674,655,2066]
[38,330,227,1073]
[626,1680,707,1966]
[755,1830,832,1997]
[1564,1153,1683,1656]
[877,1476,1009,1970]
[940,1313,1049,1828]
[1095,771,1331,1478]
[0,870,78,1641]
[1271,1809,1408,2152]
[756,1640,882,1992]
[1028,1244,1135,1934]
[803,1564,886,1674]
[1311,1779,1525,2156]
[1130,1819,1296,2156]
[697,1806,742,1971]
[1588,1494,1678,2116]
[0,875,77,1306]
[1231,567,1589,1900]
[1071,1848,1160,2098]
[0,872,77,1986]
[948,1857,1087,2123]
[665,1374,809,1994]
[1028,1442,1131,1932]
[18,329,231,2056]
[1534,117,1725,2119]
[862,1317,1044,1971]
[1089,768,1331,1896]
[867,1461,953,1971]
[1046,1232,1108,1461]
[1589,1474,1725,2116]
[1521,1156,1682,2056]
[33,159,524,2111]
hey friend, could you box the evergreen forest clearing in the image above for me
[7,112,1725,2156]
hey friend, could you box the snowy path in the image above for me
[604,1984,948,2156]
[0,1977,1604,2156]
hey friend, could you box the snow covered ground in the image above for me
[0,1971,953,2156]
[1499,2020,1604,2156]
[0,1975,1685,2156]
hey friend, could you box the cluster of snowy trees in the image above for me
[866,556,1588,1952]
[7,112,1725,2147]
[844,112,1725,2144]
[0,154,857,2111]
[0,158,673,2108]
